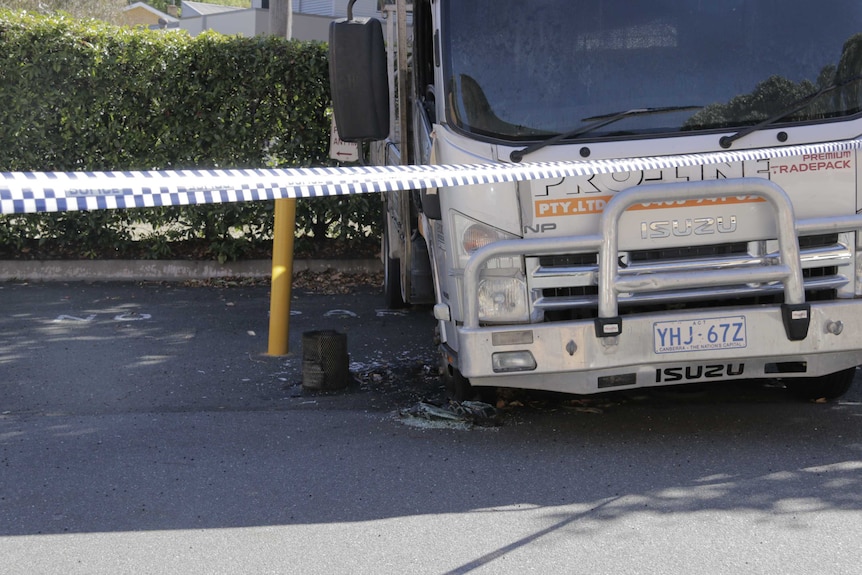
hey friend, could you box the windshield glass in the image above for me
[442,0,862,141]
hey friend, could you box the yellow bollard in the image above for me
[267,197,296,355]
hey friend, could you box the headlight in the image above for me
[451,211,530,323]
[478,277,529,323]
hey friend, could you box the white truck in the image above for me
[329,0,862,401]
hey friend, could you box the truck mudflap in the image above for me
[455,178,862,394]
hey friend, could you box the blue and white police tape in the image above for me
[1,138,860,215]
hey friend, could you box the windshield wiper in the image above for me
[719,74,862,149]
[509,106,702,163]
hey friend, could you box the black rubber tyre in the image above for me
[443,365,497,404]
[784,367,857,401]
[383,224,407,309]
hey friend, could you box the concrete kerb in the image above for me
[0,258,381,282]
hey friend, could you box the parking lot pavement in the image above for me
[4,280,862,575]
[0,279,441,417]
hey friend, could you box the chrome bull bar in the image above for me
[462,178,862,341]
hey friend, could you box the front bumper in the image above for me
[457,299,862,394]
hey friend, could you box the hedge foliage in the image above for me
[0,10,380,261]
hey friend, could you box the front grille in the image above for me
[539,253,598,267]
[531,234,850,322]
[628,241,749,263]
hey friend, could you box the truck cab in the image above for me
[330,0,862,401]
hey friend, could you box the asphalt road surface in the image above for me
[2,279,862,574]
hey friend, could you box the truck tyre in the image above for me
[443,366,471,401]
[383,224,407,309]
[784,367,857,401]
[443,365,497,404]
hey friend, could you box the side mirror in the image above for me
[328,17,390,142]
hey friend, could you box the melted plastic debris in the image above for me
[396,400,500,430]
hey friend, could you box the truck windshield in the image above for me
[442,0,862,142]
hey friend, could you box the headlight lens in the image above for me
[478,277,529,323]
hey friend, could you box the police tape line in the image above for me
[1,138,860,215]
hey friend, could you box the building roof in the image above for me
[181,1,246,17]
[294,0,378,18]
[124,2,179,22]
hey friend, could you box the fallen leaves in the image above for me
[292,269,383,294]
[178,269,384,293]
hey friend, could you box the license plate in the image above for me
[653,316,747,354]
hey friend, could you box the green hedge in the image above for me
[0,10,380,262]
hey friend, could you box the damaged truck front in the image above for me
[330,0,862,401]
